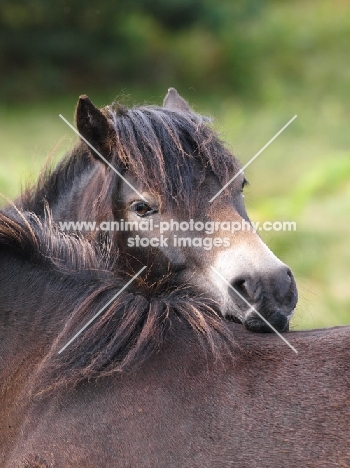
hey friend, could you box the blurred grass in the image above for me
[0,0,349,330]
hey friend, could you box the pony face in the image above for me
[112,171,297,334]
[76,89,298,333]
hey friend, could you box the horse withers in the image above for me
[18,88,297,333]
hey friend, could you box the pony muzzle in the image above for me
[228,266,297,333]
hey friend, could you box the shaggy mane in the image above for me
[0,209,235,395]
[0,207,112,275]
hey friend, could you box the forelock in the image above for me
[106,104,240,212]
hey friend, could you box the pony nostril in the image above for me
[275,266,296,301]
[282,267,293,291]
[231,277,248,297]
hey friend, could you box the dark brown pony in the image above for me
[17,89,297,333]
[1,210,349,468]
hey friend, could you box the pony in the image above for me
[0,210,348,468]
[17,88,297,333]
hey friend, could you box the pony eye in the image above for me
[241,178,249,192]
[130,201,155,217]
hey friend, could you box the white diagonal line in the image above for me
[209,115,297,202]
[58,266,146,354]
[210,266,298,354]
[59,114,147,202]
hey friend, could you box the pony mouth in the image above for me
[224,307,294,333]
[244,311,290,333]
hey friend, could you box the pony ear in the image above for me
[75,95,113,162]
[163,88,192,113]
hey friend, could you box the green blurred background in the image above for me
[0,0,349,329]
